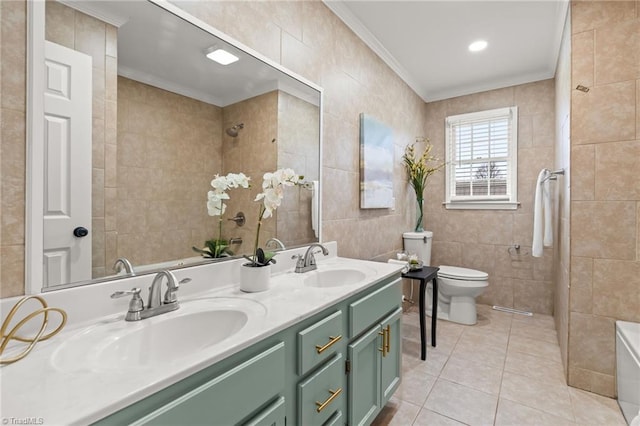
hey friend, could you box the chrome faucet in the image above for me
[292,243,329,273]
[110,270,191,321]
[265,237,286,251]
[113,257,135,276]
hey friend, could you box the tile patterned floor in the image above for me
[372,304,627,426]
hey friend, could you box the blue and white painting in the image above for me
[360,114,394,208]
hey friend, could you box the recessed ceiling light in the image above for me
[468,40,488,52]
[206,48,239,65]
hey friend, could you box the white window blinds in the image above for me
[445,107,518,209]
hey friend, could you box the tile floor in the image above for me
[372,304,627,426]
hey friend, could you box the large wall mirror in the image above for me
[23,0,322,294]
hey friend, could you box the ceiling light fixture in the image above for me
[468,40,488,52]
[205,47,239,65]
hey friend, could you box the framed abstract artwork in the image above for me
[359,113,394,209]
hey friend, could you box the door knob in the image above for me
[73,227,89,238]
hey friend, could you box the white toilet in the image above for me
[403,231,489,325]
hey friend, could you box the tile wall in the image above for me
[172,1,427,264]
[568,0,640,397]
[276,92,319,247]
[0,1,26,298]
[423,80,557,314]
[221,91,278,255]
[116,77,223,271]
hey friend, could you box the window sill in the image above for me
[443,201,520,210]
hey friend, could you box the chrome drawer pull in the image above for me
[315,335,342,354]
[315,387,342,413]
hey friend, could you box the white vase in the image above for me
[239,263,271,292]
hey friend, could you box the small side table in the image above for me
[401,266,439,361]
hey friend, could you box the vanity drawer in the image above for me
[298,354,345,426]
[297,310,344,375]
[130,342,285,425]
[349,278,401,338]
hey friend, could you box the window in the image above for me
[444,106,518,210]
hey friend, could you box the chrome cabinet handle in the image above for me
[315,335,342,354]
[315,388,342,413]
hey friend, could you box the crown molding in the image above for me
[323,1,428,102]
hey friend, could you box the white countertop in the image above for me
[0,243,403,425]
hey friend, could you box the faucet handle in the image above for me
[111,287,144,316]
[111,287,141,299]
[163,277,192,304]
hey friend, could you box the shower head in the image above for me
[225,123,244,137]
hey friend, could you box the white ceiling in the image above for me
[324,1,569,102]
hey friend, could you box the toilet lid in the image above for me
[438,265,488,281]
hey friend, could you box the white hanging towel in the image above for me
[311,180,319,238]
[532,169,553,257]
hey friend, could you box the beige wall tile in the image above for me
[431,241,462,267]
[531,113,555,147]
[45,0,75,48]
[0,245,24,298]
[568,365,592,392]
[572,1,636,34]
[588,372,616,399]
[570,145,594,200]
[570,256,593,313]
[513,279,553,315]
[594,140,640,200]
[594,19,639,85]
[571,81,636,144]
[572,30,594,87]
[1,0,26,111]
[478,276,514,309]
[571,201,636,260]
[514,79,555,116]
[592,258,640,321]
[569,312,616,375]
[74,12,106,70]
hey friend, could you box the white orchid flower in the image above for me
[226,172,250,189]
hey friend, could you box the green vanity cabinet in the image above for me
[98,342,286,426]
[93,273,402,426]
[347,308,402,426]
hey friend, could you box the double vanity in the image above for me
[0,242,404,425]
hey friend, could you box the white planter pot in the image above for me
[239,263,271,292]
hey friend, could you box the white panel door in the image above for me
[42,41,92,288]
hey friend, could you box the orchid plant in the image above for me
[243,168,301,267]
[194,172,250,258]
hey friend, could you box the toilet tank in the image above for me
[403,231,432,266]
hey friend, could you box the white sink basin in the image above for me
[303,268,368,287]
[51,298,265,373]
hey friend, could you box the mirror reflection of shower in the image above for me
[225,123,244,137]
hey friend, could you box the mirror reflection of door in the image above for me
[42,41,92,287]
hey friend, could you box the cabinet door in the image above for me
[347,324,382,426]
[243,396,286,426]
[380,308,402,403]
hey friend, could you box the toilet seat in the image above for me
[438,265,488,281]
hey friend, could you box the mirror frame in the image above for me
[25,0,323,295]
